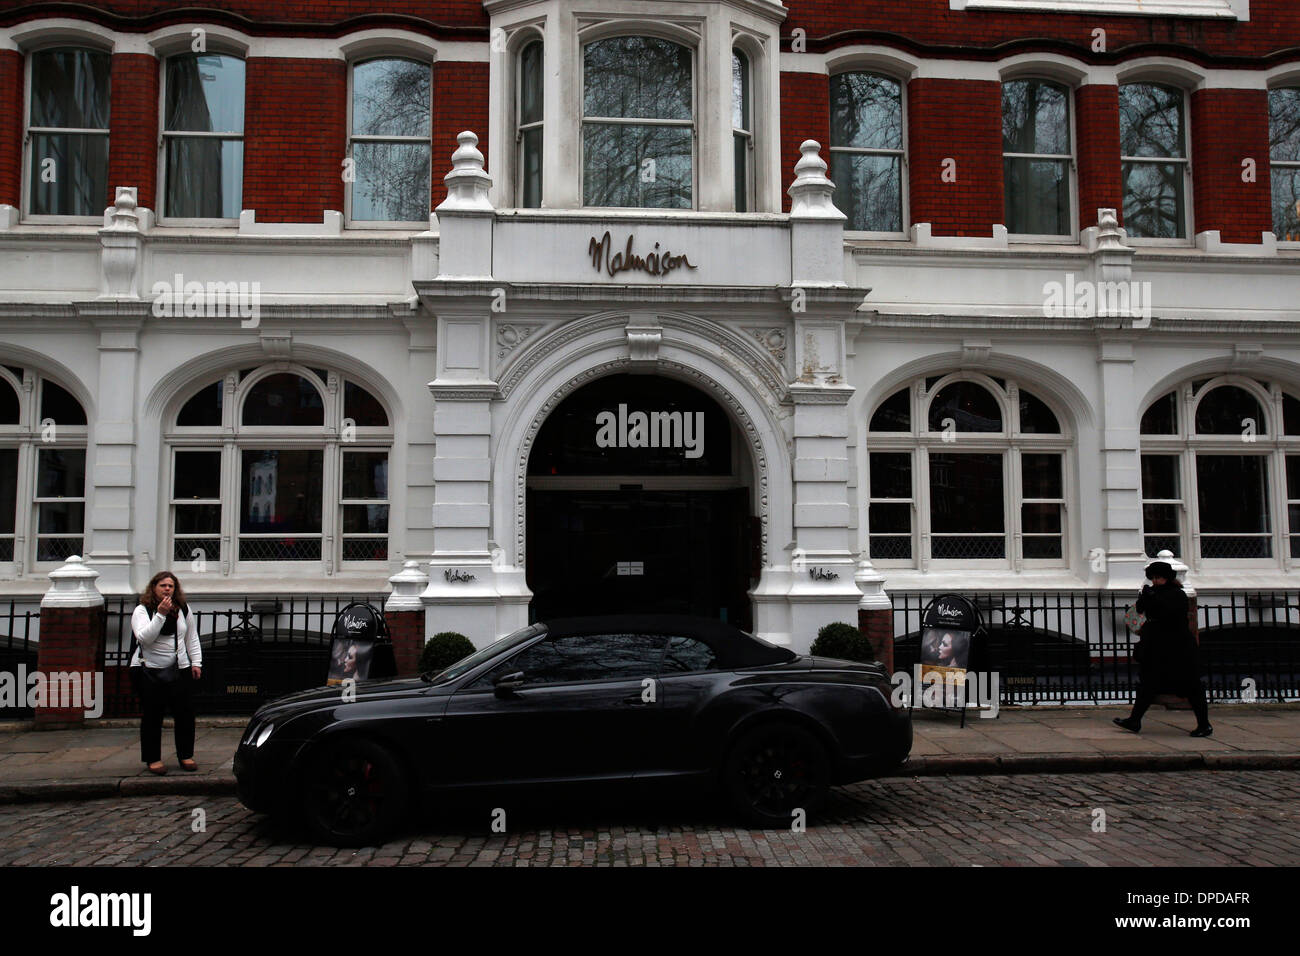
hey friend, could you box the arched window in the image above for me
[1002,78,1073,236]
[168,366,393,571]
[162,52,245,220]
[867,374,1069,567]
[1269,86,1300,240]
[0,366,88,569]
[348,57,432,223]
[732,49,752,212]
[1119,82,1189,239]
[582,35,694,208]
[1140,377,1300,563]
[517,39,544,209]
[830,72,904,233]
[26,47,110,218]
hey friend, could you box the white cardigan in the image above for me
[130,604,202,670]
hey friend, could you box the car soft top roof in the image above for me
[539,614,798,668]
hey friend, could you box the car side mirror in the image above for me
[493,671,526,696]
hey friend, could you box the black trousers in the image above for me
[135,669,196,763]
[1129,680,1210,728]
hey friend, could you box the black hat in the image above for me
[1145,561,1175,581]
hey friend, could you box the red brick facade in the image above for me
[432,60,489,210]
[1074,84,1122,232]
[1190,88,1272,244]
[34,605,105,727]
[244,57,346,222]
[780,72,830,213]
[109,54,159,211]
[907,78,1003,237]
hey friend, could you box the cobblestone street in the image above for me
[1,770,1296,867]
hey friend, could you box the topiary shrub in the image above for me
[418,631,477,674]
[810,621,875,663]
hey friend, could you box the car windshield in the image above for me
[424,624,545,684]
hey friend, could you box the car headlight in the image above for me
[254,723,275,748]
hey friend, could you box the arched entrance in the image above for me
[525,373,758,628]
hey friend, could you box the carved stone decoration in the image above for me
[1233,344,1264,367]
[259,332,292,358]
[496,323,539,359]
[961,338,992,365]
[99,186,142,300]
[626,319,662,363]
[1092,206,1134,286]
[745,327,788,364]
[515,359,772,569]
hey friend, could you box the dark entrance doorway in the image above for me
[526,374,756,629]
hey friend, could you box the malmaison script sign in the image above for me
[588,231,698,279]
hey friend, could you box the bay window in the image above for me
[1269,86,1300,241]
[518,40,544,209]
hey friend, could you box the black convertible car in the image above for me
[233,615,912,845]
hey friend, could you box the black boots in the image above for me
[1190,725,1213,738]
[1113,717,1142,733]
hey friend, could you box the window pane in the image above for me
[342,452,388,499]
[1269,87,1300,162]
[239,450,323,533]
[175,504,221,534]
[662,635,716,672]
[351,140,431,221]
[0,378,18,424]
[1197,455,1270,556]
[830,152,901,232]
[30,49,110,129]
[870,388,910,432]
[1119,84,1184,158]
[1194,385,1264,435]
[174,451,221,499]
[343,381,388,427]
[1272,167,1300,241]
[1002,79,1069,155]
[830,73,902,151]
[870,453,911,499]
[0,448,16,535]
[352,58,430,137]
[40,381,86,426]
[37,448,85,498]
[1018,390,1060,434]
[178,381,224,427]
[165,55,245,133]
[1022,534,1061,559]
[1021,453,1062,499]
[583,37,691,120]
[28,132,109,217]
[241,374,324,427]
[1288,456,1300,500]
[1141,455,1179,500]
[583,124,691,208]
[521,127,543,209]
[1021,502,1061,533]
[1004,157,1069,235]
[38,500,84,533]
[732,52,750,130]
[869,502,911,533]
[520,43,544,125]
[929,453,1004,535]
[1143,502,1180,534]
[928,381,1002,433]
[1121,161,1185,238]
[343,503,388,534]
[1140,392,1178,434]
[498,633,669,684]
[165,138,243,218]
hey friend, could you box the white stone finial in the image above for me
[437,131,494,214]
[386,558,431,612]
[788,140,845,220]
[1153,549,1189,583]
[99,186,144,299]
[42,555,105,609]
[855,557,891,610]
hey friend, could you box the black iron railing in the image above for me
[0,600,39,719]
[892,590,1300,705]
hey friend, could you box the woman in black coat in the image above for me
[1114,561,1212,737]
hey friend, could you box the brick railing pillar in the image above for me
[385,559,429,676]
[855,558,894,673]
[36,556,105,728]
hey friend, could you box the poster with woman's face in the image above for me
[327,638,374,685]
[921,627,971,671]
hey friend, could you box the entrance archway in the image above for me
[525,373,757,628]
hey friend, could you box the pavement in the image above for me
[1,703,1298,805]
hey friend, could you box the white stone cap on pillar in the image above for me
[101,186,140,233]
[855,557,892,611]
[386,559,431,612]
[787,140,846,220]
[42,555,104,609]
[436,131,494,214]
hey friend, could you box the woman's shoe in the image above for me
[1189,725,1213,738]
[178,758,198,772]
[1112,717,1142,733]
[146,761,167,775]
